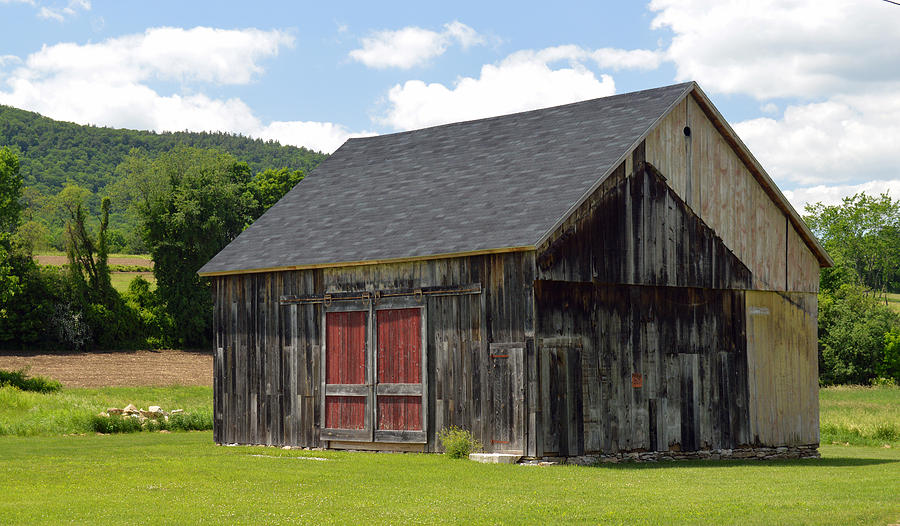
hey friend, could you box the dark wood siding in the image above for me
[537,160,752,291]
[535,280,750,455]
[213,251,534,451]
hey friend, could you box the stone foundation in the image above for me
[519,445,820,465]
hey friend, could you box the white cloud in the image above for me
[0,26,363,153]
[0,27,293,132]
[783,180,900,212]
[379,45,658,130]
[35,0,89,21]
[349,21,485,69]
[649,0,900,99]
[257,121,376,154]
[735,91,900,186]
[591,48,662,71]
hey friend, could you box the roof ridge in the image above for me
[348,81,697,144]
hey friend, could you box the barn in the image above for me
[199,81,832,461]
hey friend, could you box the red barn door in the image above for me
[321,306,426,444]
[375,308,425,443]
[322,310,371,441]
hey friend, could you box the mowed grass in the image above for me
[0,385,211,436]
[31,251,155,293]
[885,292,900,313]
[0,433,897,525]
[0,383,897,524]
[820,384,900,446]
[110,271,155,293]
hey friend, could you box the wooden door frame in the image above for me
[320,297,428,444]
[374,299,427,443]
[320,301,374,442]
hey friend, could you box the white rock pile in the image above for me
[98,403,184,424]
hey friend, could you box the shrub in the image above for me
[438,426,482,459]
[0,369,61,393]
[879,329,900,382]
[167,409,213,431]
[90,409,213,434]
[818,284,900,385]
[90,414,143,434]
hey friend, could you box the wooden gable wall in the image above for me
[644,93,820,293]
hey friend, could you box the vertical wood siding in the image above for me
[535,280,750,456]
[644,96,820,292]
[326,311,366,384]
[745,291,819,446]
[537,162,752,291]
[377,308,423,431]
[213,251,534,452]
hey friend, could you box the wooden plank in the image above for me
[329,441,425,452]
[374,430,427,443]
[376,383,424,396]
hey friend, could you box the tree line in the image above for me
[0,145,308,349]
[804,194,900,385]
[0,104,326,254]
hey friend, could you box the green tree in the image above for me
[0,147,23,307]
[805,193,900,294]
[818,284,900,385]
[249,167,305,214]
[118,147,257,347]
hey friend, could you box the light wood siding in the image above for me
[788,222,821,293]
[745,290,819,446]
[645,96,819,292]
[214,252,533,452]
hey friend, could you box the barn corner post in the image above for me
[200,82,827,461]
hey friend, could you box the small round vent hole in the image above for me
[683,126,692,137]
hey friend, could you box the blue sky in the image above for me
[1,0,899,209]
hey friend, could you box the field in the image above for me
[886,292,900,314]
[820,385,900,446]
[0,352,897,525]
[33,251,155,293]
[0,433,896,525]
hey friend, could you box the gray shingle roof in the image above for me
[199,82,694,275]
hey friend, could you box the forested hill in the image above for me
[0,104,328,194]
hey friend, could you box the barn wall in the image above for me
[536,160,752,291]
[644,95,820,292]
[213,251,535,452]
[535,280,750,456]
[745,290,819,446]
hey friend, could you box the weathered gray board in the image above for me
[534,280,751,456]
[213,252,534,452]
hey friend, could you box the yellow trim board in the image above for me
[198,245,535,277]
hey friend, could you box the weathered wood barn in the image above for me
[199,82,832,459]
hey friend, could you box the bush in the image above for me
[818,284,900,385]
[438,426,482,459]
[90,414,143,434]
[0,369,61,393]
[879,329,900,382]
[90,409,212,434]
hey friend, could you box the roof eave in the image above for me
[687,84,834,268]
[197,245,536,277]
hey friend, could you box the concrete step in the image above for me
[468,453,522,464]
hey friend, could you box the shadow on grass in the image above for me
[589,457,898,470]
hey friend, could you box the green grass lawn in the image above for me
[0,384,897,524]
[0,385,211,436]
[885,292,900,313]
[0,433,896,525]
[820,384,900,446]
[110,271,155,293]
